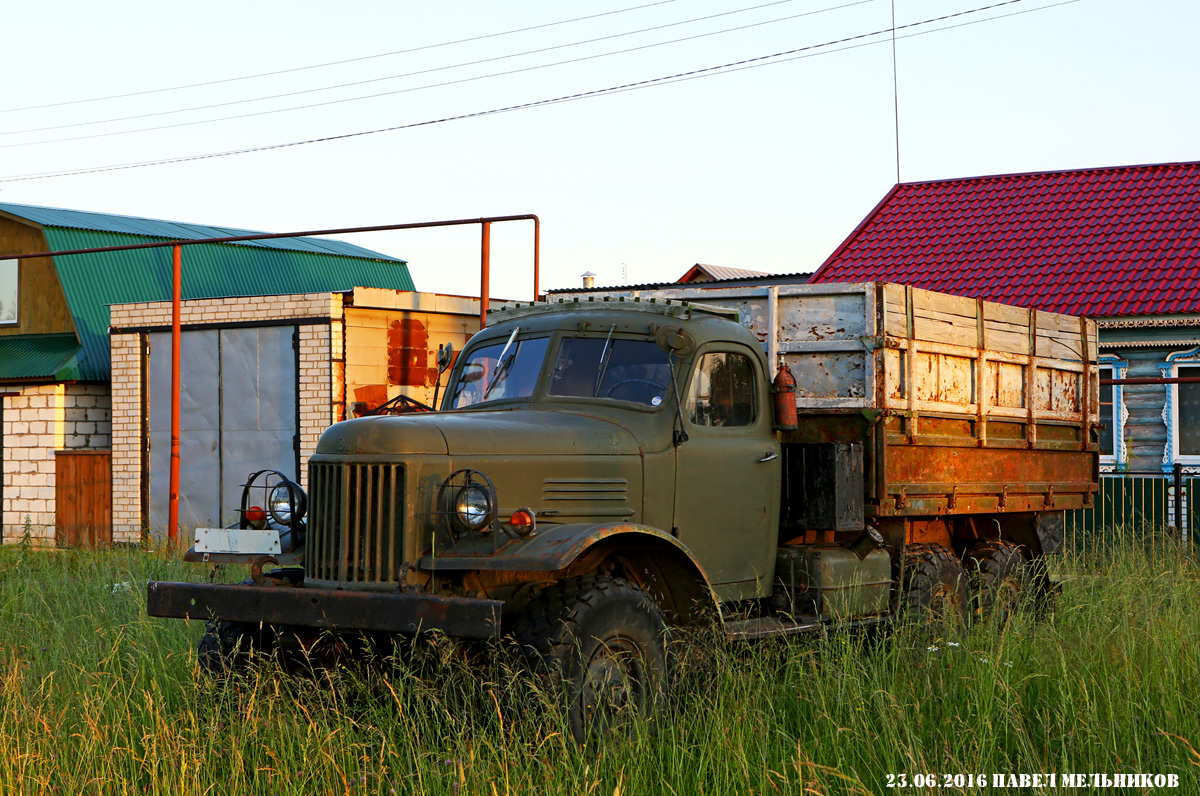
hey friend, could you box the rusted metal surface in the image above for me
[181,548,304,565]
[146,581,502,639]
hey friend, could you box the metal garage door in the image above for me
[148,326,298,534]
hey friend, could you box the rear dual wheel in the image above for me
[900,544,969,629]
[963,540,1028,624]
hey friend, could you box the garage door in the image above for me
[148,326,298,534]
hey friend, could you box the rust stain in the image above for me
[388,319,431,387]
[352,384,388,417]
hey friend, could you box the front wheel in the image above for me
[514,576,671,744]
[197,620,274,674]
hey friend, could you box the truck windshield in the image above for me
[548,336,673,407]
[448,335,550,408]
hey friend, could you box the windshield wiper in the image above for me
[483,327,520,401]
[592,325,617,397]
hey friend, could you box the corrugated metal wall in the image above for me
[147,326,298,533]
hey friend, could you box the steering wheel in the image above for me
[603,378,666,404]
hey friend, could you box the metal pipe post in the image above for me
[532,217,540,300]
[1174,462,1184,542]
[480,221,491,327]
[169,244,182,546]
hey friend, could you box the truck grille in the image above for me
[308,462,405,586]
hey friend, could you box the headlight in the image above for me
[268,481,307,525]
[454,484,493,531]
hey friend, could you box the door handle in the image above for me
[758,452,778,463]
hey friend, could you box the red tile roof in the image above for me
[810,161,1200,317]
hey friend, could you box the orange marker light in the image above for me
[246,505,267,524]
[509,509,535,531]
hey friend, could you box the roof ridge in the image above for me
[899,159,1200,189]
[0,200,260,235]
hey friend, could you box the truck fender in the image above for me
[420,522,719,625]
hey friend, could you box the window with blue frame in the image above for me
[1099,355,1127,471]
[1161,347,1200,469]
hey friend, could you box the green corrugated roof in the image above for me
[0,333,82,381]
[0,202,397,261]
[0,202,414,382]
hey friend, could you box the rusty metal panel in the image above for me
[782,443,863,531]
[146,581,501,639]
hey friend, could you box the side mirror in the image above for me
[437,342,455,373]
[459,362,484,383]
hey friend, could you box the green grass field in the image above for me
[0,541,1196,795]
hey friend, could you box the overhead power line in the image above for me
[0,0,1076,184]
[0,0,830,141]
[0,0,680,114]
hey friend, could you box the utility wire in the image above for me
[1,0,859,147]
[0,0,680,114]
[0,0,1075,184]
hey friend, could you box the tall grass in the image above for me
[0,542,1197,795]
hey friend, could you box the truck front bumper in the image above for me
[146,581,502,640]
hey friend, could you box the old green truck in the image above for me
[148,281,1098,740]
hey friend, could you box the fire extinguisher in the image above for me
[772,360,798,431]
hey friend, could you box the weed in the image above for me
[0,539,1195,794]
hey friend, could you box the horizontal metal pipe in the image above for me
[1101,377,1200,385]
[11,214,541,260]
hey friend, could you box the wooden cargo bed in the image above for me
[551,281,1099,516]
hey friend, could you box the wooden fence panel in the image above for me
[55,450,112,548]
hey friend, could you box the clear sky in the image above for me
[1,0,1195,300]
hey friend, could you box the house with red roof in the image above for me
[812,160,1200,502]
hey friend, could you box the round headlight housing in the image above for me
[454,484,493,531]
[268,481,307,525]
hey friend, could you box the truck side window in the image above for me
[686,352,757,427]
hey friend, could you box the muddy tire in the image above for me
[963,540,1028,623]
[513,575,672,744]
[899,544,969,629]
[197,620,273,674]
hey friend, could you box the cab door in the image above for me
[673,345,780,601]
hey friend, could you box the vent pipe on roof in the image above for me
[581,271,597,288]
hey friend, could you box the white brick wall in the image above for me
[2,383,112,546]
[108,292,339,542]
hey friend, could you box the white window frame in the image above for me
[1098,355,1127,473]
[0,259,17,326]
[1161,346,1200,471]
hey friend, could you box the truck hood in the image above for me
[315,408,640,457]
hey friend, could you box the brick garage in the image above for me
[108,288,482,542]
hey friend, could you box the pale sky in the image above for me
[1,0,1196,300]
